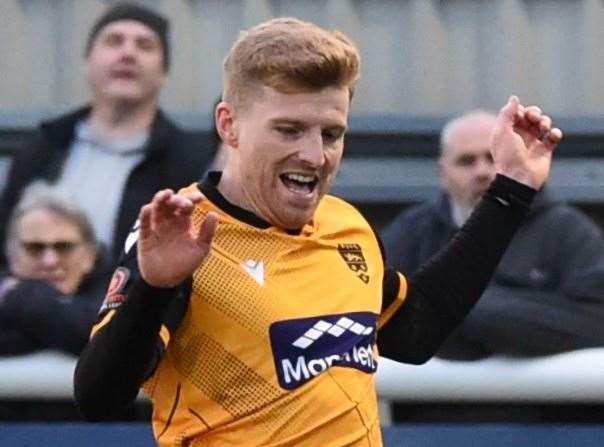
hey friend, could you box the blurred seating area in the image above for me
[4,113,604,225]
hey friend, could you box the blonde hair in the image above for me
[222,17,360,110]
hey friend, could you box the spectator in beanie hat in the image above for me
[0,2,215,265]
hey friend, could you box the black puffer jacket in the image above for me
[382,190,604,359]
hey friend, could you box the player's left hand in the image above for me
[491,95,563,189]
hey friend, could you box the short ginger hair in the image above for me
[222,17,361,110]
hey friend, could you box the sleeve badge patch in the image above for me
[99,267,131,314]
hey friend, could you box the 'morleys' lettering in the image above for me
[281,343,376,386]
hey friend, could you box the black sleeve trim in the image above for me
[381,268,401,312]
[74,277,189,421]
[378,174,536,363]
[365,219,401,313]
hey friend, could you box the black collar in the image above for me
[199,172,272,229]
[41,105,174,157]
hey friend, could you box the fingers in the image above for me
[154,189,204,218]
[510,98,563,149]
[197,212,219,247]
[544,127,563,148]
[139,188,207,234]
[522,106,544,130]
[498,95,520,125]
[521,108,562,149]
[139,204,153,241]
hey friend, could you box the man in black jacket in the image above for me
[0,3,214,264]
[382,110,604,359]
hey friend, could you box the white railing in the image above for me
[2,348,604,403]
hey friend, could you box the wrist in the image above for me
[487,174,537,210]
[133,276,184,303]
[495,169,539,190]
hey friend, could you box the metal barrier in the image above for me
[3,348,604,404]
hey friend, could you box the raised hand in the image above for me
[491,96,563,190]
[137,189,218,288]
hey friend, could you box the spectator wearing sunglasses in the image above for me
[0,182,112,356]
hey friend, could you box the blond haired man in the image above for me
[75,18,561,446]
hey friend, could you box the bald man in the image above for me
[382,110,604,360]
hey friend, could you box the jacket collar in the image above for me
[40,106,92,148]
[435,192,455,227]
[40,105,173,156]
[436,185,555,227]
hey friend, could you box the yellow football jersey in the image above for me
[94,178,408,446]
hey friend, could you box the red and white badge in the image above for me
[99,267,130,313]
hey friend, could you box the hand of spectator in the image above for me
[137,189,218,288]
[491,95,563,189]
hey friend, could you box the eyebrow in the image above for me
[269,118,347,130]
[269,118,308,127]
[102,30,159,43]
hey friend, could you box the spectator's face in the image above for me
[439,117,497,210]
[220,85,349,229]
[86,20,165,106]
[10,209,96,294]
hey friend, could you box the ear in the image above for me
[215,101,239,148]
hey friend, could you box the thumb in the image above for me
[498,95,519,127]
[196,212,219,247]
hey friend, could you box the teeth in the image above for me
[284,173,315,183]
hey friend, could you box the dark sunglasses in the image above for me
[19,240,81,257]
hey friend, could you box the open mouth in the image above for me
[280,173,319,195]
[111,69,138,80]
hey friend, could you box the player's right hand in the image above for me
[137,189,218,288]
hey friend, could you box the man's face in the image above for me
[9,209,96,294]
[86,20,165,105]
[223,85,349,229]
[439,116,497,210]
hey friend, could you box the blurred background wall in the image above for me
[2,0,604,124]
[3,1,604,225]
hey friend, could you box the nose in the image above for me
[39,248,61,268]
[297,132,325,168]
[118,39,138,60]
